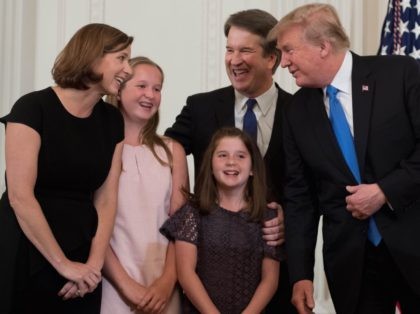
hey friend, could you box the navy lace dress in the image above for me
[160,203,281,314]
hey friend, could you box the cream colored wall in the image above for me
[0,1,390,313]
[364,0,389,55]
[0,0,389,196]
[0,0,389,200]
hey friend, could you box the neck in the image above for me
[217,188,247,212]
[324,50,347,86]
[53,86,103,118]
[123,118,145,145]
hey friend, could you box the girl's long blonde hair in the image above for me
[107,56,172,167]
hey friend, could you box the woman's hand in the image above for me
[56,260,101,299]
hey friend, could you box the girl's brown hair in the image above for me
[52,23,133,90]
[189,127,267,221]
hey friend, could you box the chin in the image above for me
[233,85,249,94]
[231,78,247,89]
[294,78,307,87]
[106,87,119,96]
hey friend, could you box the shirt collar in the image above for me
[326,50,352,95]
[234,81,277,116]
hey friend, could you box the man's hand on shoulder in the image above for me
[262,202,285,246]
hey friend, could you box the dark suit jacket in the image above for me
[283,53,420,314]
[165,84,292,203]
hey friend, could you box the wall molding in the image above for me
[0,0,24,192]
[56,0,66,51]
[89,0,105,22]
[201,0,222,92]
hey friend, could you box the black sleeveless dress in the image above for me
[0,87,124,314]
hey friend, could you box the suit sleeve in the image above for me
[164,96,194,155]
[282,103,320,284]
[377,57,420,211]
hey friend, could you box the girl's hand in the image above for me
[138,276,173,313]
[119,277,148,310]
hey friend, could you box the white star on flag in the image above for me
[379,0,420,61]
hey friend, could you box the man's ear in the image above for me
[267,52,277,72]
[320,40,332,58]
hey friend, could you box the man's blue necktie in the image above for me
[326,85,381,246]
[243,98,257,141]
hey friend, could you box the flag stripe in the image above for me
[379,0,420,59]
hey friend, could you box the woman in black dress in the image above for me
[0,23,133,314]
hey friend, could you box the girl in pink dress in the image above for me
[101,57,188,314]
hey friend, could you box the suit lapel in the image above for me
[214,86,235,127]
[266,83,284,156]
[352,54,374,178]
[306,89,353,176]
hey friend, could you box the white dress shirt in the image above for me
[324,50,354,135]
[234,82,278,156]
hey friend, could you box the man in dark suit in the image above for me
[271,3,420,314]
[165,9,296,314]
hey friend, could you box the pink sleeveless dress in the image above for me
[101,142,180,314]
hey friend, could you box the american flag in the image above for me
[379,3,415,313]
[379,0,420,60]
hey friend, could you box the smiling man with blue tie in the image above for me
[270,3,420,314]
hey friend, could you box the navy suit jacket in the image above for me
[165,83,292,203]
[282,53,420,314]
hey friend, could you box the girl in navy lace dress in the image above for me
[161,127,280,314]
